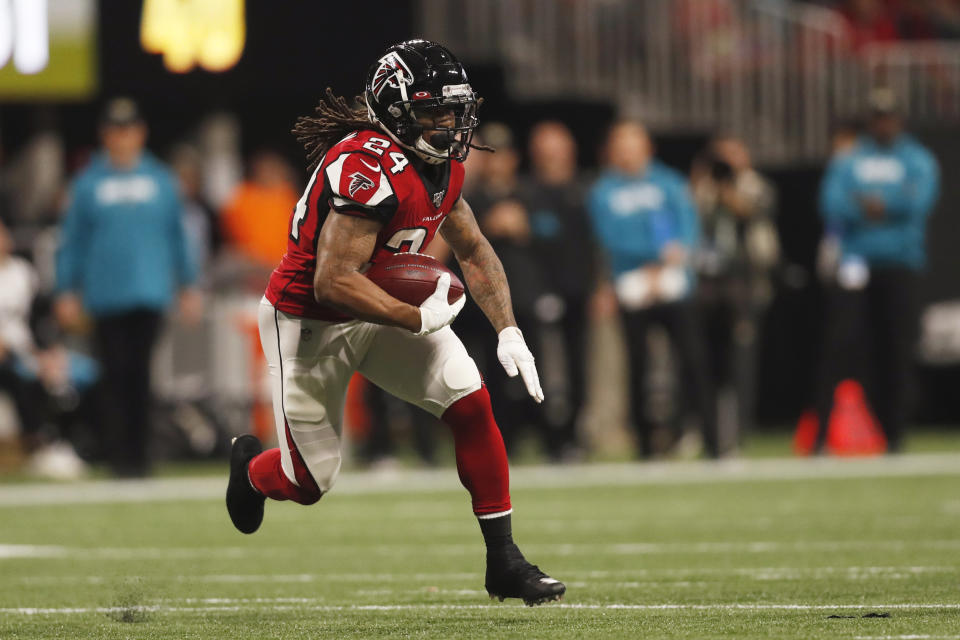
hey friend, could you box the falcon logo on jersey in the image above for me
[347,171,376,197]
[371,52,414,99]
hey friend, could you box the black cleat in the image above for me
[485,543,566,606]
[226,435,265,534]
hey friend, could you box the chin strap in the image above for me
[370,117,449,164]
[414,137,449,164]
[369,109,490,163]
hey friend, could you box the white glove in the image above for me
[497,326,544,403]
[416,273,466,336]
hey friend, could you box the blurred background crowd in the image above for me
[0,0,958,478]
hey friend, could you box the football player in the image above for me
[225,39,565,606]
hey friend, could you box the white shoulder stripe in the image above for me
[325,154,394,207]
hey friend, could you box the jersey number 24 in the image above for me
[290,138,409,241]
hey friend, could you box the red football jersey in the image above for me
[265,129,465,321]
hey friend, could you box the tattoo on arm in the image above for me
[313,211,422,332]
[440,197,517,333]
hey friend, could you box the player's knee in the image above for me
[443,353,482,393]
[303,451,342,495]
[434,353,483,414]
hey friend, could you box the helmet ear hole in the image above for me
[395,121,423,146]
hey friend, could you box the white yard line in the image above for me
[16,565,955,585]
[0,544,248,560]
[5,540,960,561]
[2,452,960,507]
[3,602,960,616]
[855,637,960,640]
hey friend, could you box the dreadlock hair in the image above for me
[292,88,375,172]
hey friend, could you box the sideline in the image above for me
[1,452,959,507]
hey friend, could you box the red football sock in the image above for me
[442,386,512,516]
[248,423,322,505]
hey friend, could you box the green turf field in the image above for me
[1,455,959,639]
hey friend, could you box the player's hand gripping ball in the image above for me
[364,252,465,306]
[365,253,466,336]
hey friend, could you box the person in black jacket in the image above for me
[517,121,595,460]
[461,123,548,455]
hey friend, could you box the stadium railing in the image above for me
[419,0,960,166]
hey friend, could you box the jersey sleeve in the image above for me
[324,151,399,224]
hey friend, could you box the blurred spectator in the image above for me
[170,144,221,280]
[815,89,940,452]
[54,98,200,477]
[220,150,298,273]
[830,120,862,158]
[0,217,91,478]
[0,217,49,448]
[894,0,940,39]
[928,0,960,38]
[588,121,719,459]
[1,110,65,226]
[841,0,899,50]
[892,0,960,40]
[818,120,864,283]
[461,124,550,456]
[517,121,594,459]
[691,135,779,444]
[0,137,13,228]
[198,113,244,211]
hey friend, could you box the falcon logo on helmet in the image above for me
[347,171,376,197]
[371,52,414,100]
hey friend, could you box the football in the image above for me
[364,252,465,306]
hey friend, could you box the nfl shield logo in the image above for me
[432,190,446,208]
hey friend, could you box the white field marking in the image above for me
[5,538,960,561]
[17,572,481,584]
[0,544,68,558]
[355,589,487,597]
[856,637,960,640]
[942,501,960,514]
[539,581,709,589]
[603,540,960,555]
[0,544,247,560]
[173,597,318,604]
[13,565,957,587]
[4,603,960,616]
[3,452,960,507]
[356,539,960,556]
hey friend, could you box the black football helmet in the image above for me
[365,39,480,163]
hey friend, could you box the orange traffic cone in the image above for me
[792,379,887,456]
[792,409,820,456]
[825,379,886,456]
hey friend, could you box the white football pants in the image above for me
[257,297,482,493]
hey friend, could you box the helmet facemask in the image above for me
[380,89,479,164]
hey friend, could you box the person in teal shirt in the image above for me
[588,121,718,458]
[55,98,201,476]
[814,90,940,452]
